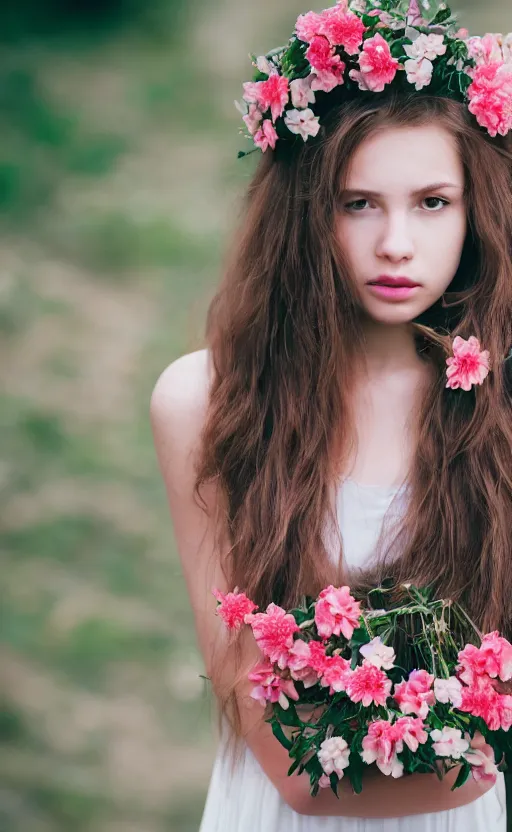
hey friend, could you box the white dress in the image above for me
[199,478,507,831]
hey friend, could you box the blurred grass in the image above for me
[1,1,511,831]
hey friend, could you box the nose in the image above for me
[375,211,414,264]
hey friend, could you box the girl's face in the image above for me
[335,124,467,326]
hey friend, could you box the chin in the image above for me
[362,305,422,326]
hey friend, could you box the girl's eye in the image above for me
[344,198,370,212]
[422,196,449,211]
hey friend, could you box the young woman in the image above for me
[151,2,511,828]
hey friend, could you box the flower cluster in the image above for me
[445,335,490,392]
[236,0,512,153]
[213,583,511,796]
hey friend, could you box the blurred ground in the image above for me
[1,1,511,831]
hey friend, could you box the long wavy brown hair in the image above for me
[194,93,512,744]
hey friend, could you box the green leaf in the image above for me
[451,762,471,791]
[349,627,371,647]
[329,773,340,798]
[270,718,293,751]
[432,7,452,24]
[347,753,365,794]
[287,757,301,776]
[273,701,300,727]
[416,0,453,25]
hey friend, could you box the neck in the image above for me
[357,318,422,379]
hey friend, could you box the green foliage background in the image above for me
[1,1,511,830]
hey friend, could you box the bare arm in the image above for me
[150,350,496,818]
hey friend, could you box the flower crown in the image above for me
[236,0,512,155]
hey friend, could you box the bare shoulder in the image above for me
[150,347,215,511]
[150,348,212,436]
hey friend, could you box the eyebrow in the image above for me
[340,182,463,197]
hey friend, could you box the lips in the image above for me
[368,276,420,288]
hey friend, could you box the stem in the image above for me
[452,602,484,641]
[420,612,437,674]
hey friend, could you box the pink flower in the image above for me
[307,640,329,674]
[314,585,361,640]
[404,57,433,91]
[445,335,491,391]
[287,639,319,688]
[406,0,427,27]
[350,33,399,92]
[361,720,404,777]
[245,602,299,668]
[320,655,353,694]
[457,643,495,685]
[431,726,470,759]
[467,34,507,66]
[434,676,464,708]
[290,77,316,109]
[481,632,512,682]
[242,81,263,104]
[242,103,263,136]
[458,633,512,684]
[295,10,325,44]
[248,660,299,709]
[306,36,343,74]
[257,74,290,121]
[318,736,351,777]
[465,743,499,784]
[321,8,366,54]
[393,669,435,719]
[359,636,395,670]
[284,108,321,141]
[467,63,512,138]
[345,660,392,707]
[318,773,331,788]
[459,675,510,731]
[310,64,346,93]
[394,716,428,753]
[253,119,278,152]
[212,587,257,629]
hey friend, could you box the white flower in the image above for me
[284,108,321,141]
[290,77,316,109]
[431,727,469,760]
[255,55,274,75]
[234,99,248,116]
[404,33,446,61]
[503,33,512,64]
[318,736,350,777]
[434,676,463,708]
[349,0,366,11]
[359,637,396,670]
[405,57,434,90]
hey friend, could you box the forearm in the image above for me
[293,765,495,818]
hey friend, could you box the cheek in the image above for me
[336,219,368,272]
[424,212,467,281]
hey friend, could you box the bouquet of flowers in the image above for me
[213,582,512,796]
